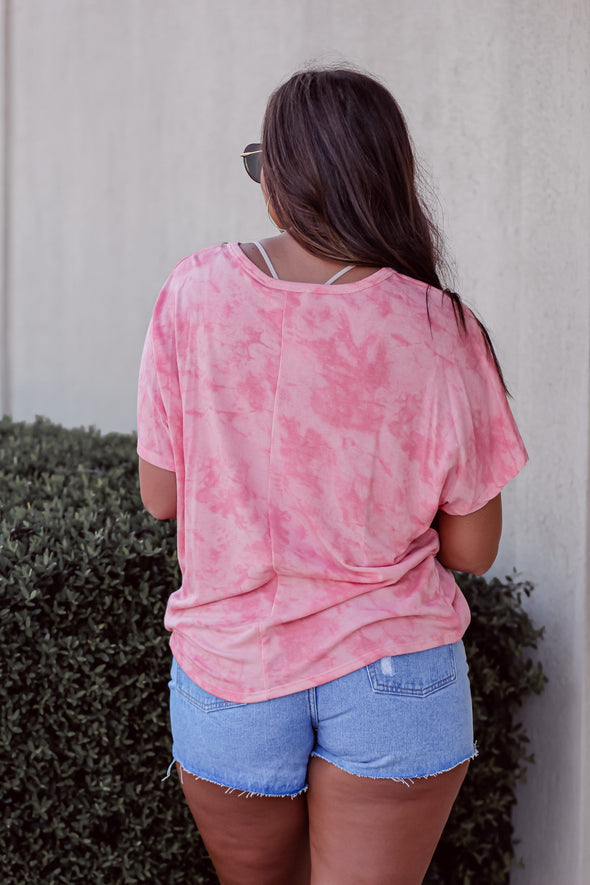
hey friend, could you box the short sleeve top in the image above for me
[137,241,528,702]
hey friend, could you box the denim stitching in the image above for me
[173,682,245,711]
[307,687,319,730]
[366,645,457,698]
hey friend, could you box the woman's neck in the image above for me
[243,232,377,285]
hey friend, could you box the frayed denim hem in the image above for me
[310,742,478,788]
[161,758,308,799]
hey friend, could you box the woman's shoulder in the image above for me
[154,243,247,302]
[167,242,234,279]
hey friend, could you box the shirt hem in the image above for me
[137,443,176,472]
[169,628,468,704]
[440,450,529,516]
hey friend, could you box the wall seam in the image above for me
[1,0,10,416]
[579,4,590,879]
[582,166,590,885]
[583,329,590,885]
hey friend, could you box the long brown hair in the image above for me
[261,67,507,392]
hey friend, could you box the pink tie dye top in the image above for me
[137,241,528,703]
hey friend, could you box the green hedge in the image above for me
[0,417,546,884]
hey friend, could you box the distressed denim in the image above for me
[167,640,476,798]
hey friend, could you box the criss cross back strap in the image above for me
[253,242,355,284]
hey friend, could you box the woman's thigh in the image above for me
[179,767,311,885]
[307,755,469,885]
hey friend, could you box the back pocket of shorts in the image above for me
[171,658,244,712]
[366,644,457,697]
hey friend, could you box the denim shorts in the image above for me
[168,640,475,797]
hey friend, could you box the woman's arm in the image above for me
[138,457,177,520]
[436,493,502,575]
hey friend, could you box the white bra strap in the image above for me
[253,241,279,279]
[324,264,356,285]
[253,242,355,285]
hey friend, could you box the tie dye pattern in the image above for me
[137,242,528,703]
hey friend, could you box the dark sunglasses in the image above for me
[241,143,262,183]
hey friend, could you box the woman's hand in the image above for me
[138,457,177,520]
[436,494,502,575]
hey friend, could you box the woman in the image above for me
[137,68,527,885]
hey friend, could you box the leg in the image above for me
[307,756,468,885]
[178,764,311,885]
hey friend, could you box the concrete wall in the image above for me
[2,1,588,880]
[0,1,8,410]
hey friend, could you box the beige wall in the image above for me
[1,1,589,880]
[0,1,7,410]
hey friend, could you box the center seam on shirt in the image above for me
[265,290,289,584]
[259,291,290,693]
